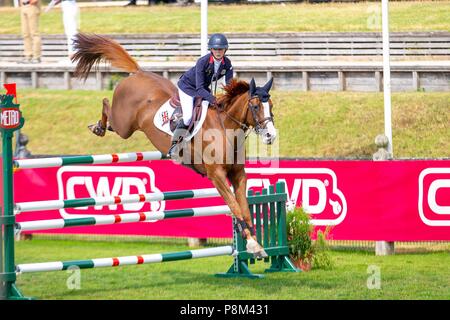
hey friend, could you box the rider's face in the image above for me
[211,48,225,60]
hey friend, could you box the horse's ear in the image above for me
[249,78,256,95]
[262,77,274,92]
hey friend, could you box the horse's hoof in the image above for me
[88,121,106,137]
[245,238,267,259]
[252,249,268,260]
[168,144,184,162]
[169,152,182,163]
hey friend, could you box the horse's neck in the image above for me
[221,93,248,129]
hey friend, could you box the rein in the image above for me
[215,103,250,132]
[214,100,253,142]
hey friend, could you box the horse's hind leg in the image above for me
[88,98,111,137]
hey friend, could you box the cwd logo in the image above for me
[57,166,164,219]
[245,168,347,226]
[418,168,450,226]
[0,108,20,129]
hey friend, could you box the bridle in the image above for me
[248,95,274,135]
[214,95,274,137]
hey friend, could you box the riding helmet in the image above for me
[208,33,229,50]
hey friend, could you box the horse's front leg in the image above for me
[206,165,267,258]
[228,165,268,259]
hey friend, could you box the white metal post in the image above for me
[377,0,395,256]
[382,0,393,156]
[200,0,208,56]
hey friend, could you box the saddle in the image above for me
[169,92,204,133]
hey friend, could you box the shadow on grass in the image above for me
[43,267,336,300]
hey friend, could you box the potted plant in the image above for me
[286,205,334,271]
[286,206,314,271]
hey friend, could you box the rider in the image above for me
[167,33,234,157]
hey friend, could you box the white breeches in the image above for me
[178,88,210,126]
[61,1,79,55]
[178,88,195,126]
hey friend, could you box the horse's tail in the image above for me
[72,33,141,80]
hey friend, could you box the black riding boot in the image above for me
[167,121,189,158]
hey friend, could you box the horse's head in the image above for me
[247,78,277,144]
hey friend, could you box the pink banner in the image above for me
[13,159,450,241]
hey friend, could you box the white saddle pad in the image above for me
[153,99,210,142]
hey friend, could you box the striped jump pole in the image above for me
[16,205,231,232]
[16,246,235,273]
[1,95,29,299]
[15,188,220,213]
[13,151,166,169]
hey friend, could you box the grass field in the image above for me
[15,89,450,158]
[0,1,449,34]
[14,238,450,300]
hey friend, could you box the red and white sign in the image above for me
[13,159,450,240]
[418,168,450,226]
[57,166,164,218]
[245,167,347,226]
[0,108,20,129]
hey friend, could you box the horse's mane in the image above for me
[217,79,249,106]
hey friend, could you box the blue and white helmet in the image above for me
[208,33,229,50]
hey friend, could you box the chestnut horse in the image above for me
[72,33,277,258]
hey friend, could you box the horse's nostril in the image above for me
[265,133,271,138]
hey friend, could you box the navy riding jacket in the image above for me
[178,53,233,104]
